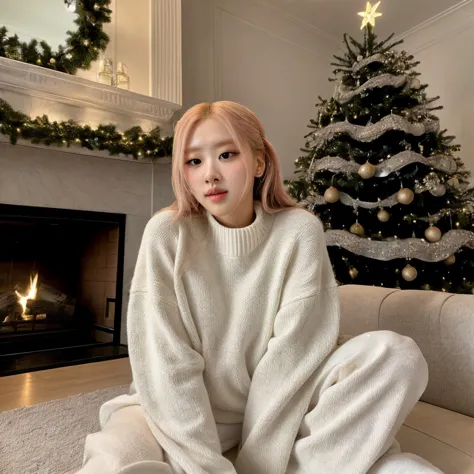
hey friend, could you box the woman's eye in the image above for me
[186,152,237,166]
[186,159,201,166]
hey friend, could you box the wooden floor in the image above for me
[0,357,132,412]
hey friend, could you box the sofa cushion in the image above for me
[396,402,474,474]
[338,285,474,418]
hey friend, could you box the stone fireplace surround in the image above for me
[0,57,179,347]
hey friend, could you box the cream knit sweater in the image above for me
[127,200,340,474]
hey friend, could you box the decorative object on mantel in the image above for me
[0,0,112,75]
[0,98,173,160]
[97,57,114,85]
[116,62,130,90]
[97,58,130,90]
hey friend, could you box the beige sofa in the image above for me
[338,284,474,474]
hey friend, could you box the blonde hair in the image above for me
[157,100,303,222]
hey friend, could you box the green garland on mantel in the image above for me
[0,99,174,160]
[0,0,112,75]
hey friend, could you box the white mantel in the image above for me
[0,56,181,139]
[0,52,180,344]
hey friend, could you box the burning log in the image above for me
[0,291,22,320]
[1,284,75,323]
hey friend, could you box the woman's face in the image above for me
[183,117,264,228]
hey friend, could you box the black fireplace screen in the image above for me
[0,204,125,354]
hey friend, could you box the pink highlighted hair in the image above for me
[158,101,305,221]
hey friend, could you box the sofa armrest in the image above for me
[338,284,474,418]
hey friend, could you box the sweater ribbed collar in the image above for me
[205,201,274,256]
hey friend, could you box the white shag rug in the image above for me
[0,384,129,474]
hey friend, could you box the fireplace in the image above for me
[0,203,128,376]
[0,55,179,376]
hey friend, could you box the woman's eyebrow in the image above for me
[186,139,236,154]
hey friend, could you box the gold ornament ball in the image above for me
[49,57,56,64]
[350,223,365,237]
[358,161,377,179]
[444,255,456,265]
[410,77,421,89]
[424,225,442,243]
[431,184,446,197]
[402,264,418,282]
[397,188,414,205]
[377,209,390,222]
[36,58,42,65]
[447,177,459,187]
[324,186,340,203]
[422,283,431,291]
[349,267,359,279]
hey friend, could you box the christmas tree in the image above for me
[285,1,474,294]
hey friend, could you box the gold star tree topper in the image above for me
[358,1,382,30]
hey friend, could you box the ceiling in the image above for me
[261,0,464,43]
[0,0,76,50]
[0,0,464,52]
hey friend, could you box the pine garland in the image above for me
[0,98,173,160]
[0,0,112,75]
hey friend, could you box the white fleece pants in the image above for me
[76,330,444,474]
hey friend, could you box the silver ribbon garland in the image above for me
[325,229,474,262]
[310,151,458,176]
[303,191,404,209]
[334,74,408,104]
[352,53,385,73]
[309,115,440,149]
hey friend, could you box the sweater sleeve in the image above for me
[127,216,237,474]
[234,217,340,474]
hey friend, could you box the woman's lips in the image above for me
[207,192,228,202]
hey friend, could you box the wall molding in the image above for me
[211,0,338,100]
[150,0,182,105]
[214,0,339,60]
[257,0,341,46]
[395,0,474,53]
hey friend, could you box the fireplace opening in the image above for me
[0,204,128,376]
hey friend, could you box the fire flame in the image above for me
[15,273,39,317]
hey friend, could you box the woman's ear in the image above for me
[255,152,266,177]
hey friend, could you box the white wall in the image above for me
[76,0,151,97]
[181,0,337,180]
[398,1,474,181]
[182,0,474,184]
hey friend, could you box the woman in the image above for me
[78,101,443,474]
